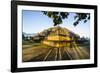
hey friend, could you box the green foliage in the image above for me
[73,13,90,26]
[42,11,90,26]
[42,11,69,26]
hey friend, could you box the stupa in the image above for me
[42,26,79,48]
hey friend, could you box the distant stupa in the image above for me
[42,26,79,48]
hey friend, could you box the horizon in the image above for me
[22,26,90,38]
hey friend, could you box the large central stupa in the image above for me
[41,26,79,48]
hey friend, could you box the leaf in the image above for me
[84,20,87,23]
[43,11,47,15]
[47,12,53,18]
[74,16,78,19]
[73,21,79,26]
[88,16,90,19]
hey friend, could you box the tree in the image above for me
[42,11,90,26]
[22,34,25,40]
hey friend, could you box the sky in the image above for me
[22,10,90,38]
